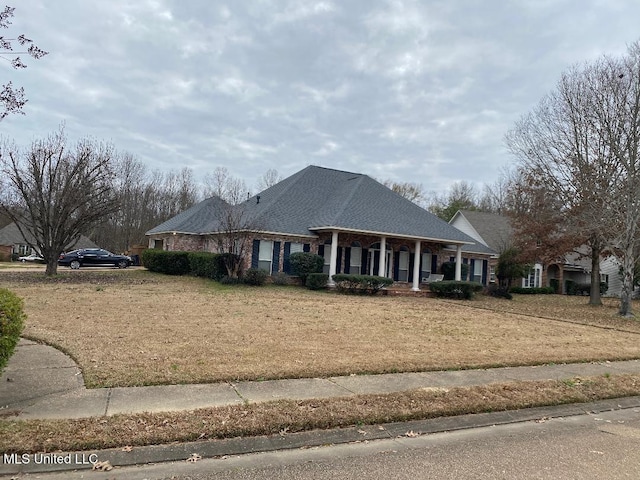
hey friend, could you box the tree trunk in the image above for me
[45,257,58,276]
[589,245,602,306]
[619,243,635,317]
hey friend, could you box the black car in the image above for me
[58,249,131,269]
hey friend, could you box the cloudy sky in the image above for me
[2,0,639,196]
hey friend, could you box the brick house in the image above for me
[146,166,492,290]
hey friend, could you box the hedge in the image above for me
[566,281,608,296]
[486,284,512,300]
[429,281,483,299]
[243,268,268,286]
[509,286,555,295]
[332,274,393,295]
[306,273,329,290]
[0,288,25,373]
[289,252,324,282]
[142,249,233,280]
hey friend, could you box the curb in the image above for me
[3,395,640,476]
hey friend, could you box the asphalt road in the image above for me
[16,406,640,480]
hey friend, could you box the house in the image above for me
[450,210,622,296]
[0,222,99,261]
[146,166,493,289]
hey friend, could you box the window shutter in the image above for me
[272,241,281,274]
[409,253,415,280]
[482,260,488,285]
[251,240,260,269]
[344,247,351,274]
[283,242,291,274]
[318,244,325,257]
[431,254,438,274]
[336,246,342,273]
[470,259,475,282]
[303,243,310,252]
[393,252,400,281]
[361,248,368,274]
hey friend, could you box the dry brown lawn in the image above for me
[2,270,640,388]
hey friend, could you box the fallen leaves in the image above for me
[92,460,113,471]
[186,453,202,463]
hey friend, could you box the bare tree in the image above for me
[381,179,426,207]
[0,128,120,275]
[505,43,640,311]
[203,167,250,204]
[428,181,478,221]
[256,168,282,192]
[0,5,48,119]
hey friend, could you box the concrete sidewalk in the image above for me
[3,338,640,420]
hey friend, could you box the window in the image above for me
[420,252,431,282]
[322,244,331,274]
[523,265,542,288]
[290,243,304,254]
[490,266,496,283]
[154,239,164,250]
[258,240,273,273]
[18,244,28,256]
[398,248,410,282]
[350,245,362,275]
[472,260,483,283]
[600,274,609,284]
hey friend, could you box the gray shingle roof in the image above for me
[147,166,480,245]
[0,222,98,250]
[458,210,513,253]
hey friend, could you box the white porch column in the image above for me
[412,240,421,291]
[455,244,462,281]
[378,236,387,277]
[328,231,339,286]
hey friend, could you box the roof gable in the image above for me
[454,210,513,253]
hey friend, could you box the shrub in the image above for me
[332,274,393,295]
[549,278,560,293]
[243,268,268,286]
[509,286,555,295]
[0,288,25,373]
[188,252,220,279]
[142,249,190,275]
[289,252,324,282]
[306,273,329,290]
[272,272,291,286]
[429,281,483,299]
[486,284,512,300]
[219,275,243,285]
[441,262,470,281]
[566,282,608,296]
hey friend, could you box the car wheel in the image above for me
[21,259,26,262]
[117,260,129,269]
[70,260,81,269]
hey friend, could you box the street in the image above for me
[15,406,640,480]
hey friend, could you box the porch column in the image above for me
[455,245,462,281]
[378,236,387,277]
[328,231,339,286]
[412,240,421,291]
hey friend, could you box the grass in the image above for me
[3,270,640,454]
[2,270,640,388]
[2,373,640,453]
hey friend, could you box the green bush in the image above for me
[243,268,268,286]
[306,273,329,290]
[332,274,393,295]
[219,275,243,285]
[289,252,324,282]
[0,288,25,373]
[142,249,190,275]
[429,281,483,299]
[188,252,220,279]
[486,284,512,300]
[441,262,470,281]
[217,253,241,280]
[549,278,560,293]
[509,286,555,295]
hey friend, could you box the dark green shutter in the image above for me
[431,254,438,274]
[272,241,281,274]
[361,248,368,274]
[482,260,488,285]
[251,240,260,269]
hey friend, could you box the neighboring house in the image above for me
[0,222,99,260]
[147,166,493,289]
[450,210,623,296]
